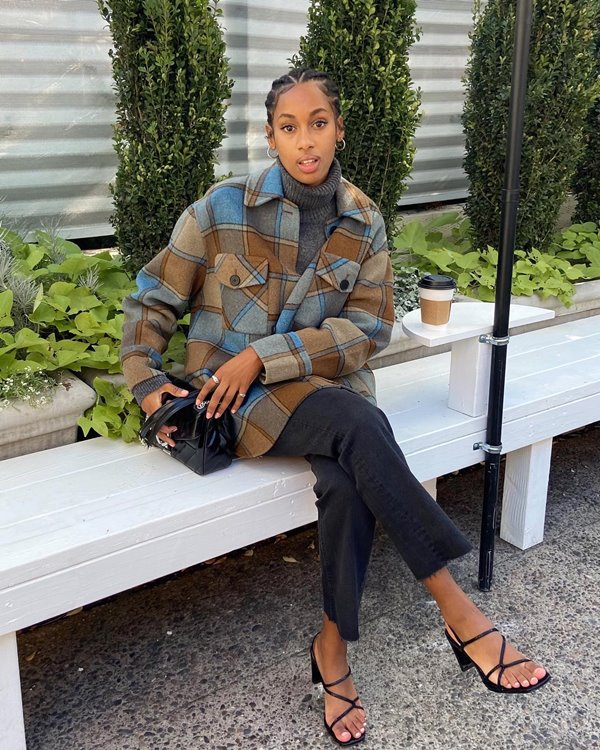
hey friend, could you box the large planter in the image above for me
[0,371,96,460]
[371,279,600,370]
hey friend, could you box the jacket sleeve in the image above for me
[249,212,394,384]
[120,205,207,394]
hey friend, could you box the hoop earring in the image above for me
[267,146,279,159]
[335,139,346,152]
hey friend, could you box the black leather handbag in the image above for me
[139,379,235,476]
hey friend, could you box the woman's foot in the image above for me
[313,631,367,744]
[445,615,548,689]
[423,568,548,691]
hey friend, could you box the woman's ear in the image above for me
[265,125,275,148]
[336,116,345,142]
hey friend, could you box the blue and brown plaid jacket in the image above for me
[121,162,394,457]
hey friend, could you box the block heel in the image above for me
[445,629,474,672]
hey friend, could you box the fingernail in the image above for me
[215,412,221,418]
[230,409,236,414]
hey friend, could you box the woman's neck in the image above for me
[280,159,341,213]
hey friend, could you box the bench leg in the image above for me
[0,632,27,749]
[421,478,437,501]
[500,438,553,550]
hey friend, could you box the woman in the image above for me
[122,68,549,747]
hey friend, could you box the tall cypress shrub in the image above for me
[291,0,421,235]
[573,16,600,223]
[463,0,597,252]
[99,0,232,272]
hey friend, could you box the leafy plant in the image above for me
[573,11,600,223]
[0,227,135,374]
[99,0,233,273]
[393,265,420,319]
[463,0,598,253]
[0,367,58,409]
[0,227,188,439]
[78,377,143,443]
[392,212,600,306]
[290,0,421,235]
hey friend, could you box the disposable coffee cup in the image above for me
[418,275,456,327]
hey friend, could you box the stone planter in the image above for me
[0,371,96,460]
[371,279,600,370]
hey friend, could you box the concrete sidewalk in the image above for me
[19,424,600,750]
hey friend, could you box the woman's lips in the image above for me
[297,156,320,174]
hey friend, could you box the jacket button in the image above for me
[340,279,350,291]
[230,274,241,287]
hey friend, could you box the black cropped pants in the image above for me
[266,388,472,641]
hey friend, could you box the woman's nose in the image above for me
[297,128,315,150]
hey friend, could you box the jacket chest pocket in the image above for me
[214,253,270,334]
[297,252,362,327]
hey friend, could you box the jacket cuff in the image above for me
[131,374,170,406]
[249,332,312,384]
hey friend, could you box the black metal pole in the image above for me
[478,0,533,591]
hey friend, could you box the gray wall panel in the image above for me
[0,0,474,239]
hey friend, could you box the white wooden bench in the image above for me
[1,314,599,749]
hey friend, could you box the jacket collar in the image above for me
[243,162,373,225]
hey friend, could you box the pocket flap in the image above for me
[316,252,361,293]
[214,254,269,289]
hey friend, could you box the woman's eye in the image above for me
[314,120,328,128]
[281,124,295,133]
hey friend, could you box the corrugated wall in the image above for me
[0,0,474,239]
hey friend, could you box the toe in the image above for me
[349,708,365,737]
[335,727,352,743]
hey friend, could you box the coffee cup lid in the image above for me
[418,274,456,290]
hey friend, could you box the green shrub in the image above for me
[463,0,598,252]
[573,15,600,223]
[392,212,600,307]
[0,228,186,440]
[99,0,232,273]
[290,0,421,235]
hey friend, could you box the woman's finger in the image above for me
[230,389,248,415]
[214,386,242,418]
[157,425,177,447]
[206,383,230,418]
[198,375,219,403]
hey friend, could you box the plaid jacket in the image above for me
[121,162,394,457]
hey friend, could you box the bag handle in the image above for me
[139,392,198,443]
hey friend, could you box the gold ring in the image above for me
[211,374,220,384]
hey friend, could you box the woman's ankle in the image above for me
[319,614,347,656]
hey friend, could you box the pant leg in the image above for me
[267,387,472,639]
[309,454,376,642]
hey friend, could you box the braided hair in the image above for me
[265,68,342,127]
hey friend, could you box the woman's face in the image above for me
[266,81,344,186]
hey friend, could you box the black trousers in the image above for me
[266,388,472,641]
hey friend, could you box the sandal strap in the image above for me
[322,667,352,690]
[323,684,360,704]
[327,699,364,734]
[459,626,499,648]
[486,657,531,681]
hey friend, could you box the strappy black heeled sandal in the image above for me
[445,626,551,694]
[310,634,366,747]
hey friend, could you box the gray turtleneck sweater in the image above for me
[280,158,342,274]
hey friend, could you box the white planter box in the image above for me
[0,372,96,460]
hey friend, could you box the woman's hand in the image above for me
[141,382,189,448]
[198,347,263,418]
